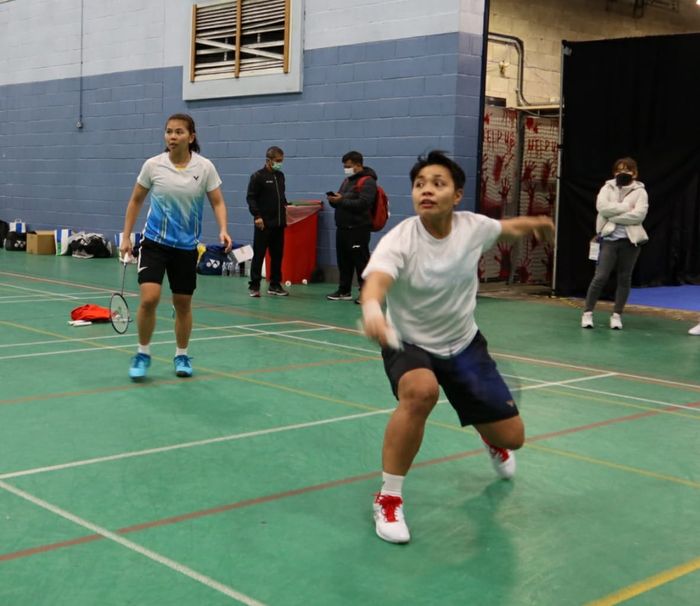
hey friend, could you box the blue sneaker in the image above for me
[129,353,151,380]
[174,355,193,377]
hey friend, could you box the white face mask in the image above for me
[343,167,354,176]
[271,162,283,171]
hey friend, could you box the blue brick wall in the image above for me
[0,32,484,267]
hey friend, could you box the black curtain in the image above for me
[556,33,700,296]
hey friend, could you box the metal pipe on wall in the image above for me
[487,32,532,107]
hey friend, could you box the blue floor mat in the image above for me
[628,285,700,311]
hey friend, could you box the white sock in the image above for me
[137,344,150,355]
[380,472,405,497]
[176,347,188,357]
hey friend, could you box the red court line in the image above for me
[3,404,696,565]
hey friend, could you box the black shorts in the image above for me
[382,332,518,427]
[137,238,198,295]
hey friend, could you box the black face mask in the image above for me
[615,173,633,187]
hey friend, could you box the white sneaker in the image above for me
[610,313,623,330]
[373,493,410,544]
[689,323,700,336]
[581,311,594,329]
[483,441,516,480]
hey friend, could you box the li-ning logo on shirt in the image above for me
[193,175,200,181]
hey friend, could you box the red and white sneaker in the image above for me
[483,440,516,480]
[373,493,410,544]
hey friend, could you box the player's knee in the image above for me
[503,427,525,450]
[140,296,159,311]
[399,382,439,417]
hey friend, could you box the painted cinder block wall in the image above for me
[0,0,486,269]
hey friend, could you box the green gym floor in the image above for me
[0,251,698,606]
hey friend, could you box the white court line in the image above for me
[0,409,392,480]
[494,350,700,392]
[247,328,700,413]
[0,294,136,305]
[238,325,380,355]
[517,372,619,391]
[0,369,688,482]
[277,327,700,394]
[0,271,115,293]
[0,283,83,300]
[0,321,303,350]
[0,326,334,362]
[0,480,266,606]
[557,383,700,412]
[249,325,700,412]
[0,290,118,300]
[502,372,699,412]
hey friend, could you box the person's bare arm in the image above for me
[120,183,149,258]
[499,215,554,243]
[359,271,396,348]
[207,187,232,251]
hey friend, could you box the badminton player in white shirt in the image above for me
[360,150,554,544]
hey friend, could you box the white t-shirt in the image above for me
[137,152,222,249]
[362,212,502,357]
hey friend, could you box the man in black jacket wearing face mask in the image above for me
[326,150,376,303]
[247,146,289,297]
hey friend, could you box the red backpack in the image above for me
[355,176,390,232]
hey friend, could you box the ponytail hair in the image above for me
[164,113,200,153]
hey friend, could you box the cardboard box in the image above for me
[27,230,57,255]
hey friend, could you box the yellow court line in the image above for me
[584,556,700,605]
[527,443,700,489]
[544,388,700,421]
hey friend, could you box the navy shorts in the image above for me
[137,238,198,295]
[381,331,518,427]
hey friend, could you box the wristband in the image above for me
[361,299,383,322]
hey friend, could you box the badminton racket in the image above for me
[110,261,131,334]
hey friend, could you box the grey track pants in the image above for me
[584,238,641,314]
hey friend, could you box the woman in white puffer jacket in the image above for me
[581,157,648,330]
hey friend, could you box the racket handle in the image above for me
[384,326,402,351]
[356,320,403,351]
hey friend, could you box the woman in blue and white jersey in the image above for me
[120,113,232,381]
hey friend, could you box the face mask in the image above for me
[615,173,633,187]
[271,162,283,171]
[343,167,354,176]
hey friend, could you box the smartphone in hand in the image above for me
[326,191,336,196]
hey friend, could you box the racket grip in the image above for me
[384,326,402,351]
[356,320,403,351]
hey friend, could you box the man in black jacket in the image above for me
[247,146,289,297]
[326,150,376,303]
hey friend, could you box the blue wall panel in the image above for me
[0,32,484,267]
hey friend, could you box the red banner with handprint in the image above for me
[480,107,520,281]
[515,115,559,285]
[479,108,558,285]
